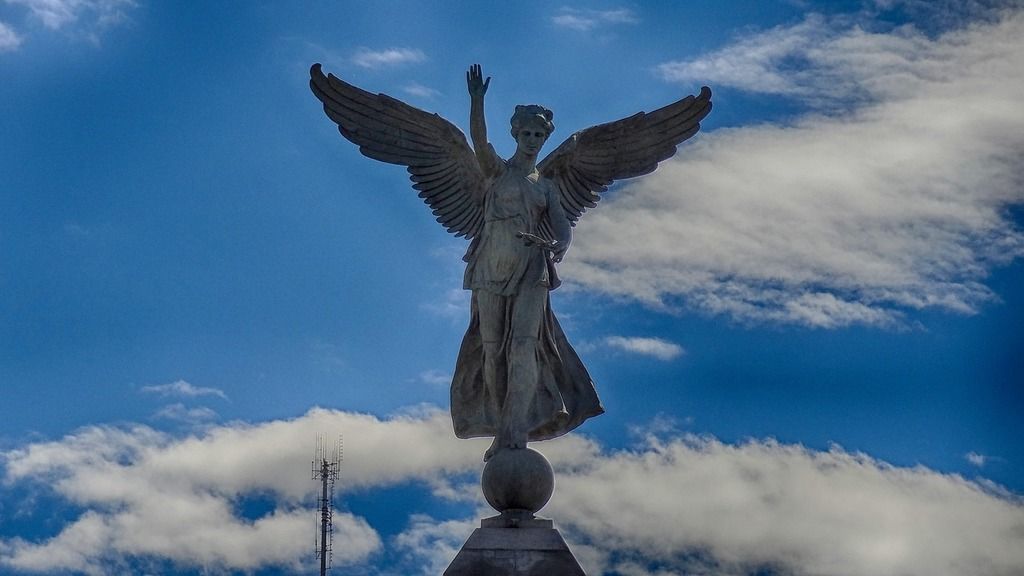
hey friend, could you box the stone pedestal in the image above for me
[444,448,586,575]
[444,522,585,575]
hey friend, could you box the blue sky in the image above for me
[2,1,1023,574]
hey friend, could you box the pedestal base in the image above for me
[444,524,585,576]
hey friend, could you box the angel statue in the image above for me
[310,63,711,461]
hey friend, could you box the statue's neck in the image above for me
[509,151,537,172]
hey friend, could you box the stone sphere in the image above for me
[481,447,554,513]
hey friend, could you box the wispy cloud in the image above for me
[4,0,135,46]
[658,14,839,100]
[8,0,130,30]
[604,336,684,361]
[0,21,22,51]
[551,7,639,31]
[3,409,1021,575]
[309,339,346,373]
[153,403,219,424]
[421,287,470,319]
[967,451,989,467]
[568,8,1024,328]
[403,81,440,99]
[140,379,228,400]
[418,369,451,386]
[351,47,426,69]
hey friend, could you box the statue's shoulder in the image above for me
[479,144,508,179]
[539,173,558,195]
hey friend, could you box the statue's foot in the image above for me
[505,430,527,450]
[484,438,528,461]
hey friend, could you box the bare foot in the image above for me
[506,431,527,450]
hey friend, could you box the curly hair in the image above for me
[510,104,554,139]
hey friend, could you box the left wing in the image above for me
[310,64,485,238]
[538,86,712,226]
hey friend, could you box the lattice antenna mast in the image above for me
[312,434,342,576]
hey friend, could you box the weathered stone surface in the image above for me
[444,527,586,576]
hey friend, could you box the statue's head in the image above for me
[510,105,554,156]
[510,105,554,138]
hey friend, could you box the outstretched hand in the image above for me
[466,64,490,98]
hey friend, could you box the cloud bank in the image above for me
[0,409,481,574]
[550,435,1024,575]
[3,409,1022,575]
[566,8,1024,328]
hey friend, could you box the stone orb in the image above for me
[481,447,554,513]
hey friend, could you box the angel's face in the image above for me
[514,122,549,157]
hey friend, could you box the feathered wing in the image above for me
[537,86,712,227]
[309,64,485,238]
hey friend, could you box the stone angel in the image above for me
[310,63,711,460]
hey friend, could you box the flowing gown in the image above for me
[450,152,604,442]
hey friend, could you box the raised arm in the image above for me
[466,64,500,175]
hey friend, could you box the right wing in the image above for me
[310,64,485,238]
[537,86,712,226]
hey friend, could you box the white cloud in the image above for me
[309,339,347,372]
[0,0,135,51]
[566,9,1024,327]
[967,451,989,467]
[548,435,1024,576]
[2,409,1022,575]
[551,7,639,31]
[0,408,486,574]
[0,21,22,51]
[403,81,440,99]
[140,379,228,400]
[153,403,218,424]
[393,514,479,575]
[418,369,452,386]
[421,287,470,319]
[0,508,328,575]
[659,14,834,98]
[351,47,426,69]
[604,336,684,361]
[4,0,135,38]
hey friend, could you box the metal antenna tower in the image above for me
[312,434,342,576]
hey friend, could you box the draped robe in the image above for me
[450,154,604,441]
